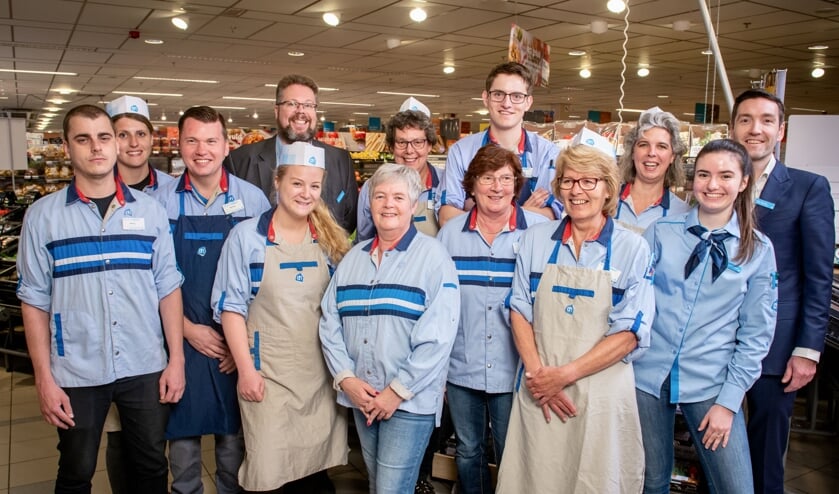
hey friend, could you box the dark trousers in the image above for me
[746,374,798,494]
[56,371,169,494]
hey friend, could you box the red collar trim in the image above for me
[562,215,607,243]
[267,218,318,243]
[621,182,664,206]
[467,206,518,232]
[488,128,526,154]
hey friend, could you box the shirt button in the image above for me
[105,259,110,264]
[363,339,368,344]
[366,370,372,375]
[487,306,492,311]
[112,321,117,326]
[487,334,492,340]
[487,363,492,368]
[115,350,120,356]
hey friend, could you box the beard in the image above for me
[279,120,316,143]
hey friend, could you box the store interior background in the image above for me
[1,0,839,493]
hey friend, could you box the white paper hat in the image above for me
[571,127,616,159]
[277,141,325,169]
[399,97,431,117]
[105,95,150,119]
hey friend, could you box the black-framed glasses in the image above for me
[393,139,428,150]
[277,100,318,111]
[558,177,602,190]
[487,90,529,104]
[478,175,516,186]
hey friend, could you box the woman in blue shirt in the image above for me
[615,107,691,233]
[636,139,778,494]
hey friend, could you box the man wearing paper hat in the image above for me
[437,62,561,227]
[225,74,358,234]
[105,95,176,195]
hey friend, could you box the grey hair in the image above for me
[619,108,687,188]
[367,163,423,206]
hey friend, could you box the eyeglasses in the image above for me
[277,100,318,111]
[487,90,529,104]
[393,139,428,150]
[558,177,602,190]
[478,175,516,186]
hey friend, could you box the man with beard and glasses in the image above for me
[225,74,358,234]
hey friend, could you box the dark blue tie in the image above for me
[684,225,732,282]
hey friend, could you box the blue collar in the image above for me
[256,206,276,237]
[685,207,741,239]
[551,215,614,248]
[362,223,419,252]
[460,204,530,232]
[65,174,136,206]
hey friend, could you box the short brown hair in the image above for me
[553,145,620,216]
[485,62,532,93]
[385,111,437,148]
[275,74,319,103]
[178,106,227,137]
[112,113,153,134]
[463,145,525,199]
[63,104,110,139]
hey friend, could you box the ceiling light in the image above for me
[214,106,247,110]
[178,109,184,116]
[443,66,455,74]
[323,12,340,27]
[50,88,77,95]
[568,50,586,56]
[144,39,164,45]
[287,51,305,57]
[790,107,826,112]
[320,101,374,107]
[701,49,713,55]
[0,69,77,76]
[812,67,825,78]
[223,96,274,102]
[673,20,691,31]
[43,107,61,111]
[252,110,258,119]
[471,98,483,101]
[476,110,489,115]
[171,16,189,30]
[410,8,428,23]
[376,91,440,98]
[386,38,401,50]
[579,69,591,79]
[607,0,626,13]
[683,112,696,116]
[113,91,182,97]
[809,45,829,50]
[657,95,669,99]
[227,114,233,123]
[615,108,645,113]
[160,112,167,121]
[591,20,608,34]
[353,112,369,115]
[133,76,218,84]
[568,115,581,119]
[264,83,337,91]
[637,67,650,77]
[320,116,326,122]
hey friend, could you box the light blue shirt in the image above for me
[614,184,691,231]
[510,217,655,362]
[635,208,778,412]
[437,130,561,217]
[16,179,183,387]
[319,225,460,423]
[357,164,440,242]
[437,206,547,393]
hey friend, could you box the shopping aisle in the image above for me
[0,367,835,493]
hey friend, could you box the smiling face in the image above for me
[730,96,785,171]
[274,165,324,221]
[114,116,152,170]
[473,164,516,217]
[559,166,609,224]
[275,83,318,143]
[481,73,532,132]
[693,150,748,220]
[370,179,415,239]
[392,127,430,173]
[179,117,228,180]
[632,126,674,186]
[63,114,117,182]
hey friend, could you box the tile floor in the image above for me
[0,365,835,494]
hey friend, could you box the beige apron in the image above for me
[413,188,439,238]
[237,232,348,491]
[496,240,643,494]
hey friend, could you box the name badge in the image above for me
[755,198,775,210]
[122,218,145,230]
[223,199,244,215]
[522,168,533,178]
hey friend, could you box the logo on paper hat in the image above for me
[571,127,616,159]
[399,97,430,117]
[105,95,150,119]
[277,142,325,169]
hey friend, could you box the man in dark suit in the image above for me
[731,89,835,494]
[224,74,358,234]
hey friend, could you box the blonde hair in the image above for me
[552,144,620,216]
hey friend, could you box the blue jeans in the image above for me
[56,372,169,494]
[636,377,754,494]
[169,432,244,494]
[353,409,435,494]
[446,383,512,494]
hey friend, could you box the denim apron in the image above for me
[496,235,643,493]
[166,190,241,439]
[237,224,348,490]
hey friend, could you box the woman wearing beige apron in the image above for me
[496,144,655,493]
[356,97,441,242]
[614,107,690,234]
[212,142,350,492]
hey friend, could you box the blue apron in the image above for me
[166,191,242,439]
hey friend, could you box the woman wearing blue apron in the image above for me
[496,144,654,493]
[615,107,690,234]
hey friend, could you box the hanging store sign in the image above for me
[508,24,551,88]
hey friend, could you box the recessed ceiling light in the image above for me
[113,91,182,97]
[808,45,829,50]
[144,39,164,45]
[171,16,189,30]
[133,76,218,84]
[637,68,650,77]
[812,67,825,78]
[701,49,713,55]
[607,0,626,14]
[50,88,77,94]
[323,12,340,27]
[376,91,440,98]
[579,68,591,79]
[568,50,586,56]
[410,8,428,22]
[443,66,455,74]
[288,51,305,57]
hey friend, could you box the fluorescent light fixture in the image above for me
[683,112,696,116]
[812,67,825,78]
[320,101,374,107]
[264,83,337,91]
[213,106,247,110]
[809,45,829,50]
[0,69,77,76]
[47,99,69,104]
[222,96,274,102]
[172,16,189,30]
[476,110,489,115]
[144,39,164,45]
[579,68,591,78]
[376,91,440,98]
[43,107,61,111]
[113,91,182,97]
[701,49,713,55]
[353,112,369,115]
[615,109,646,113]
[607,0,626,14]
[637,68,650,77]
[471,97,483,101]
[288,51,305,57]
[323,12,340,26]
[443,66,455,74]
[657,95,669,99]
[568,50,586,56]
[410,8,427,22]
[568,115,581,119]
[50,88,77,94]
[133,76,218,84]
[790,107,826,112]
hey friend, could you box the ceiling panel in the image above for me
[78,4,152,29]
